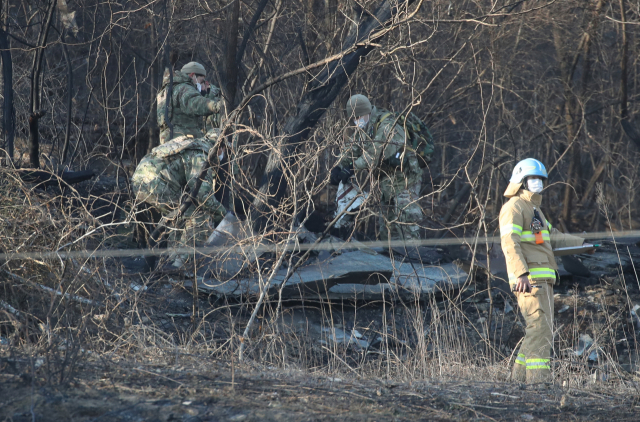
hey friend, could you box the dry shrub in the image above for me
[0,168,105,384]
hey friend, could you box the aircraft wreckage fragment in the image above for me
[182,249,468,300]
[167,213,468,300]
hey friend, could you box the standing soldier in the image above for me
[331,94,425,243]
[500,158,592,384]
[157,61,223,144]
[132,129,227,268]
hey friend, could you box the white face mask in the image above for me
[191,74,202,92]
[354,115,370,129]
[527,178,544,194]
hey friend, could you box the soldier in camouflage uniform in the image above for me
[132,129,227,267]
[332,94,423,241]
[157,61,222,144]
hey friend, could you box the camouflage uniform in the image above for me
[157,70,222,144]
[204,100,222,132]
[132,133,227,259]
[340,106,423,241]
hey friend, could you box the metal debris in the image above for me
[322,326,369,348]
[504,301,513,314]
[631,304,640,330]
[574,334,594,358]
[191,250,467,300]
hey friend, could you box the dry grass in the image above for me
[1,172,640,422]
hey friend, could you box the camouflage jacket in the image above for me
[157,70,222,144]
[132,135,226,219]
[340,106,421,178]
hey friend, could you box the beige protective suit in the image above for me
[499,184,584,383]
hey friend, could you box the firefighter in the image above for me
[499,158,592,383]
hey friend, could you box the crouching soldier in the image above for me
[500,158,593,384]
[332,94,425,243]
[132,129,227,268]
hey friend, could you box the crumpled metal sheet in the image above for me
[192,250,468,300]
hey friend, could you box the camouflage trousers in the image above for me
[165,206,217,267]
[378,172,423,241]
[133,183,219,267]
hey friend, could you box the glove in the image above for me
[330,166,353,186]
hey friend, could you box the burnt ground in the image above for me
[2,177,640,421]
[3,240,640,422]
[2,252,640,422]
[2,358,640,422]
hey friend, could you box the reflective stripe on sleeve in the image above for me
[500,224,523,237]
[520,230,550,242]
[515,353,526,366]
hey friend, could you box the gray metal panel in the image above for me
[188,250,468,300]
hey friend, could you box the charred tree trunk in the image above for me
[162,0,175,142]
[236,0,270,69]
[0,2,13,164]
[28,0,56,169]
[146,11,159,155]
[617,0,640,147]
[60,31,72,165]
[222,0,240,112]
[223,0,270,111]
[619,0,628,120]
[558,0,604,229]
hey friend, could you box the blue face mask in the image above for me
[527,178,544,193]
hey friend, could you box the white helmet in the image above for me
[509,158,548,184]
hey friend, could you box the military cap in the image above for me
[345,94,372,118]
[181,61,206,76]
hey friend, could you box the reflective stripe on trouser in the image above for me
[379,174,422,241]
[512,280,554,383]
